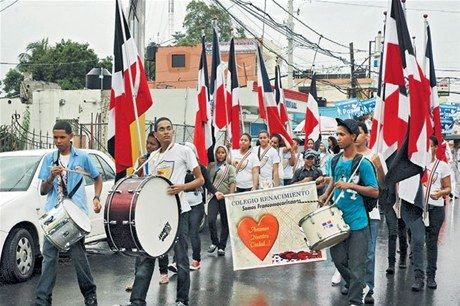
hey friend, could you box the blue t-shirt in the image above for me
[332,156,378,230]
[38,148,101,215]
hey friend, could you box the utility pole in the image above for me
[129,0,146,61]
[349,42,357,98]
[168,0,175,39]
[287,0,294,88]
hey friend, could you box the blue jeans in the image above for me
[189,203,204,261]
[131,212,190,305]
[426,205,445,278]
[35,238,96,306]
[208,197,229,250]
[331,227,369,306]
[401,200,425,279]
[365,219,380,292]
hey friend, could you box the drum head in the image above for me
[311,231,349,251]
[134,176,180,257]
[63,199,91,233]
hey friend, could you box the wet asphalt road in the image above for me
[1,198,459,306]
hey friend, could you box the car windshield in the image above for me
[0,156,42,191]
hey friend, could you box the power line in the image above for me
[271,0,367,52]
[0,0,19,13]
[314,0,460,14]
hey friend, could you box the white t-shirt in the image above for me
[254,146,280,182]
[363,152,380,220]
[424,159,450,207]
[148,144,198,213]
[281,150,293,180]
[231,149,260,189]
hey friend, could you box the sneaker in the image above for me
[84,294,98,306]
[125,282,133,292]
[176,302,187,306]
[168,262,177,274]
[217,249,225,256]
[159,273,169,284]
[364,291,374,304]
[386,264,395,275]
[411,277,424,292]
[190,260,200,270]
[331,269,342,286]
[427,277,437,289]
[207,244,217,253]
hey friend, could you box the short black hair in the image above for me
[430,135,438,146]
[357,121,368,134]
[147,131,155,138]
[241,133,252,141]
[258,130,269,137]
[53,121,72,134]
[293,138,302,146]
[154,117,173,131]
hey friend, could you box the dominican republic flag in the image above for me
[193,35,214,166]
[108,0,153,180]
[256,45,293,144]
[383,0,432,207]
[274,65,289,126]
[209,27,227,130]
[425,22,447,162]
[304,73,321,147]
[226,38,241,149]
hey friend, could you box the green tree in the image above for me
[98,56,113,72]
[17,39,100,90]
[3,69,24,98]
[174,0,245,46]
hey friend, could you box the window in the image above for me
[96,155,115,181]
[171,54,186,68]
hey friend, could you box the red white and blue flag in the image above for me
[193,35,214,166]
[424,22,446,162]
[304,73,321,146]
[108,0,153,179]
[210,28,227,130]
[383,0,432,207]
[226,38,242,149]
[256,45,292,144]
[274,65,289,126]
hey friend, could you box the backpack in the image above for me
[330,152,378,212]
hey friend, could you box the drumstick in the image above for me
[48,166,91,177]
[324,186,337,206]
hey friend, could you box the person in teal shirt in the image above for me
[319,119,379,306]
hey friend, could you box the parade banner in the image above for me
[225,182,326,271]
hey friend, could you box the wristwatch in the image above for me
[93,195,100,201]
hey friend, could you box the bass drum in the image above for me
[104,176,181,257]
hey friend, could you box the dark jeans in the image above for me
[189,203,204,261]
[331,227,369,306]
[384,206,408,265]
[401,200,425,279]
[134,254,169,275]
[236,187,252,193]
[208,197,229,250]
[35,238,96,306]
[426,205,445,278]
[131,212,190,305]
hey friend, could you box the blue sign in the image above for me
[249,122,268,138]
[360,98,376,115]
[440,103,459,134]
[335,98,361,118]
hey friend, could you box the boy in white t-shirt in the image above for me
[125,117,204,306]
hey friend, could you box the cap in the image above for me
[303,149,317,159]
[336,118,359,135]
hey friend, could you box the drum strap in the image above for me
[67,178,83,199]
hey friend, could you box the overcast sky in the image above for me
[1,0,459,93]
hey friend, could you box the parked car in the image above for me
[0,149,115,283]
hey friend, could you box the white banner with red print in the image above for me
[225,182,326,271]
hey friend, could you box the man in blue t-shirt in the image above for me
[319,119,379,306]
[35,121,102,306]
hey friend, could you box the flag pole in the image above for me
[422,15,429,75]
[117,0,145,156]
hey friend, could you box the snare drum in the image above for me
[39,199,91,251]
[104,176,181,257]
[298,205,350,251]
